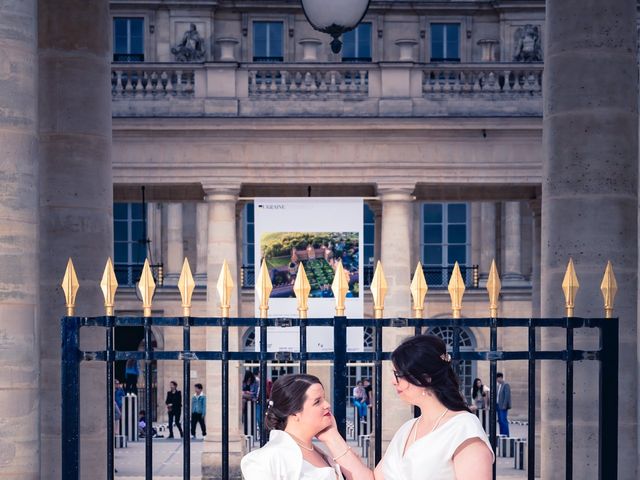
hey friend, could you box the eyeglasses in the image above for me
[392,370,406,383]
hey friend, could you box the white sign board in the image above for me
[254,198,364,352]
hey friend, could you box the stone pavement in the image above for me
[115,423,530,479]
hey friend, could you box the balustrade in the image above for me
[247,66,369,98]
[422,64,543,95]
[112,64,196,98]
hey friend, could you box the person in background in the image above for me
[496,373,512,436]
[352,381,368,420]
[165,380,184,439]
[471,378,490,411]
[125,359,139,394]
[114,379,125,435]
[191,383,207,438]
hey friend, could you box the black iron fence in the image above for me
[61,314,617,480]
[240,264,480,289]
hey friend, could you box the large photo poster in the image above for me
[254,198,364,352]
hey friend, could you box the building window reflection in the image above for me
[342,22,372,62]
[113,17,144,62]
[430,23,460,62]
[253,21,284,62]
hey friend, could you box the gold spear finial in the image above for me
[562,258,579,317]
[293,262,311,319]
[331,260,349,316]
[178,258,196,317]
[448,261,466,319]
[100,257,118,316]
[138,259,156,318]
[486,259,501,317]
[370,261,388,319]
[256,258,272,319]
[410,262,428,319]
[600,261,617,319]
[217,260,234,318]
[61,258,80,316]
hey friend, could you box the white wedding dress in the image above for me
[382,411,494,480]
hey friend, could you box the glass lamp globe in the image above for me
[301,0,371,53]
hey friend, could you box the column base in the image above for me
[201,436,245,480]
[501,273,529,288]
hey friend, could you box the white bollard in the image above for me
[123,393,138,442]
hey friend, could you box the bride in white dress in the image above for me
[241,374,345,480]
[319,334,494,480]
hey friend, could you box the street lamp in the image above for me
[301,0,371,54]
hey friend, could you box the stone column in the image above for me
[542,1,638,479]
[202,186,243,479]
[196,202,209,282]
[166,203,184,284]
[38,0,113,478]
[479,202,496,284]
[378,186,414,446]
[0,1,39,478]
[502,201,526,286]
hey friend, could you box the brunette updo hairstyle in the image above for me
[391,334,470,413]
[265,374,322,431]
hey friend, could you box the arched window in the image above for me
[424,326,475,403]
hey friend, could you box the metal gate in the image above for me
[60,257,619,480]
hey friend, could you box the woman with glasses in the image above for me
[318,334,494,480]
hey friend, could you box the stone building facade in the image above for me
[0,0,638,479]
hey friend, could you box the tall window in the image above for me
[253,21,284,62]
[422,203,469,286]
[114,203,147,286]
[342,23,372,62]
[113,17,144,62]
[430,23,460,62]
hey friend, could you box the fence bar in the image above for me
[61,317,80,480]
[413,324,422,418]
[333,315,347,439]
[374,321,383,463]
[527,319,536,480]
[259,316,268,446]
[221,317,229,480]
[182,315,191,480]
[144,317,153,480]
[299,316,307,374]
[106,318,115,480]
[565,318,574,480]
[489,317,497,480]
[599,319,618,479]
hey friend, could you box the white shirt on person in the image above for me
[382,411,494,480]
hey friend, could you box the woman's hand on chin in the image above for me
[316,413,340,443]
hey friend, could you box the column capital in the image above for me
[203,184,241,203]
[377,183,415,202]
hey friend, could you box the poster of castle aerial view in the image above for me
[260,231,360,298]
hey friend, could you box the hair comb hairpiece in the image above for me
[268,400,274,408]
[440,352,452,363]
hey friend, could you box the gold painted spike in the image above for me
[137,259,156,318]
[61,258,80,316]
[217,260,234,318]
[600,261,617,319]
[448,261,466,319]
[293,263,311,319]
[410,262,428,319]
[255,259,272,319]
[562,258,580,317]
[178,258,196,317]
[370,261,388,319]
[331,260,349,316]
[486,259,501,318]
[100,257,118,316]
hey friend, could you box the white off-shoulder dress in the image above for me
[382,411,494,480]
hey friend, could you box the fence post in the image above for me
[333,315,347,439]
[61,316,80,480]
[599,318,618,479]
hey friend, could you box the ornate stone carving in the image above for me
[513,24,542,62]
[171,24,205,62]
